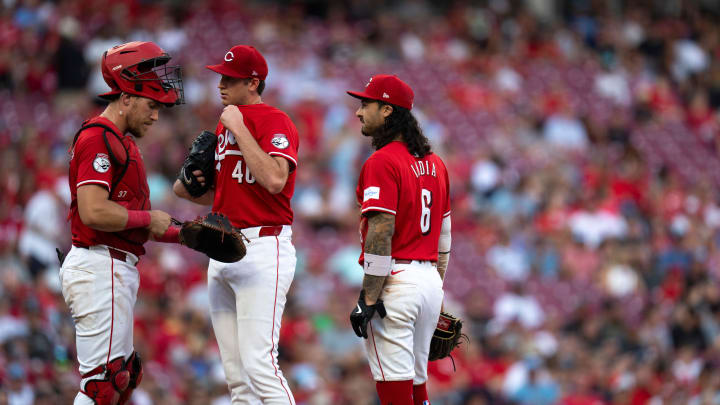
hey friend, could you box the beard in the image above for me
[363,122,395,151]
[127,117,149,138]
[125,101,151,138]
[127,123,145,138]
[361,121,381,137]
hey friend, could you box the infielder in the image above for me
[61,41,184,405]
[347,75,451,405]
[173,45,299,404]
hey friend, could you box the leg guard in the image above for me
[118,351,143,405]
[80,356,131,405]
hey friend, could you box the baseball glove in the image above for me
[428,312,466,361]
[178,213,248,263]
[178,130,217,197]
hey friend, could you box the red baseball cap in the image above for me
[206,45,268,80]
[347,74,414,110]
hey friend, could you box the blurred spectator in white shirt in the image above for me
[491,283,545,330]
[18,177,68,279]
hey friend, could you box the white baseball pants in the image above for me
[59,245,140,405]
[208,225,296,405]
[364,260,444,384]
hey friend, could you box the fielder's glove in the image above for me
[350,290,386,339]
[428,311,467,361]
[177,213,248,263]
[178,130,217,197]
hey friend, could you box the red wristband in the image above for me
[125,210,151,230]
[155,226,180,244]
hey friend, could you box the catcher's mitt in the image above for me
[428,312,466,361]
[178,130,217,197]
[178,213,248,263]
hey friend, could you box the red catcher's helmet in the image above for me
[99,41,184,106]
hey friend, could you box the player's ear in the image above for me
[248,78,260,93]
[120,92,133,108]
[380,104,393,118]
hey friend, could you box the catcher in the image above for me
[347,74,464,405]
[60,41,184,405]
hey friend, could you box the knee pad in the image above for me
[118,351,143,405]
[81,356,131,405]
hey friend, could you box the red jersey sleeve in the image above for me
[256,113,298,171]
[443,162,451,218]
[74,132,113,191]
[359,153,399,216]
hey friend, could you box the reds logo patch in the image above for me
[93,153,111,173]
[271,134,289,149]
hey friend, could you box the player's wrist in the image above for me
[155,226,180,243]
[125,210,151,230]
[228,123,250,140]
[363,253,392,276]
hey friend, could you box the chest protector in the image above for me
[71,121,151,246]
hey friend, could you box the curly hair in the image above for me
[371,102,432,158]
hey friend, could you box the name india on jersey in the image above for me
[410,160,437,178]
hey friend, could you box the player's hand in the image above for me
[192,169,206,187]
[350,290,386,339]
[220,105,246,135]
[148,210,172,237]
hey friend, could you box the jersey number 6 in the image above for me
[231,160,256,184]
[421,188,432,235]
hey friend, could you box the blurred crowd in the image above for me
[3,0,720,404]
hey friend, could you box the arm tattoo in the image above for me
[363,212,396,303]
[362,275,386,304]
[365,212,395,256]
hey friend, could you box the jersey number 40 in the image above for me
[232,161,255,184]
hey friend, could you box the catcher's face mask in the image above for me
[99,41,184,106]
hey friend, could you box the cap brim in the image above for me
[98,90,122,100]
[347,90,380,102]
[206,64,249,78]
[98,89,178,107]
